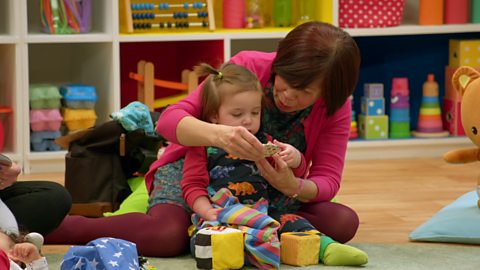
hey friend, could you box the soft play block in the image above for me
[358,114,389,139]
[194,226,244,270]
[449,39,480,67]
[363,83,384,98]
[30,131,62,152]
[361,97,385,116]
[443,98,465,136]
[62,108,97,131]
[30,109,63,132]
[29,84,62,109]
[60,84,98,109]
[280,232,320,267]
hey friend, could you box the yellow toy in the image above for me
[443,66,480,208]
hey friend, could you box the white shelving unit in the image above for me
[1,0,476,173]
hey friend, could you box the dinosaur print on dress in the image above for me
[207,146,269,205]
[227,181,258,196]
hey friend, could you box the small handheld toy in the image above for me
[263,143,280,157]
[0,154,12,167]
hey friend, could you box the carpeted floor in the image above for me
[45,243,480,269]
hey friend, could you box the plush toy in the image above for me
[443,66,480,208]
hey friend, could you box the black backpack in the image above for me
[59,114,164,217]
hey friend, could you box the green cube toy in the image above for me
[358,114,389,139]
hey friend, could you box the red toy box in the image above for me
[0,107,13,152]
[339,0,405,28]
[443,98,465,136]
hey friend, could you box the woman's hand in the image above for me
[215,125,265,161]
[255,154,298,196]
[0,162,21,190]
[273,140,302,169]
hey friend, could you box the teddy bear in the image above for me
[443,66,480,208]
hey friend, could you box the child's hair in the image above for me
[1,230,28,267]
[1,229,28,248]
[195,63,262,121]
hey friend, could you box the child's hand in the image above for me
[9,242,42,264]
[202,208,220,221]
[0,162,21,190]
[273,140,302,169]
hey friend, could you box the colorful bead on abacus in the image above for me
[132,13,155,19]
[158,3,169,9]
[133,23,152,29]
[192,2,205,9]
[133,21,208,29]
[129,1,212,31]
[173,12,188,18]
[131,3,155,10]
[132,11,208,20]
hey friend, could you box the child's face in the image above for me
[211,89,262,134]
[0,232,13,252]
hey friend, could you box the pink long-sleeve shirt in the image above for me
[145,51,352,203]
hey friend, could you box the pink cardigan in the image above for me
[145,51,352,203]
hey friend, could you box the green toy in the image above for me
[103,176,149,216]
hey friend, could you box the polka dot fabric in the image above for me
[339,0,405,28]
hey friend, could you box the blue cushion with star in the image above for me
[409,190,480,244]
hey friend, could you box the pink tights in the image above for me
[45,201,358,257]
[44,204,191,257]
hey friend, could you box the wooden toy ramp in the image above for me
[129,60,198,111]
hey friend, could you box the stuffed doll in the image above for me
[443,66,480,208]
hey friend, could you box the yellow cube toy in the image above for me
[280,232,320,267]
[194,226,244,270]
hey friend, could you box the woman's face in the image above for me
[273,75,321,113]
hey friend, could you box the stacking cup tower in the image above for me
[412,74,449,138]
[389,78,411,138]
[358,83,389,140]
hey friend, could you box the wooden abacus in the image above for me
[123,0,215,33]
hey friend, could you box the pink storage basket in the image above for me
[30,109,63,131]
[339,0,405,28]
